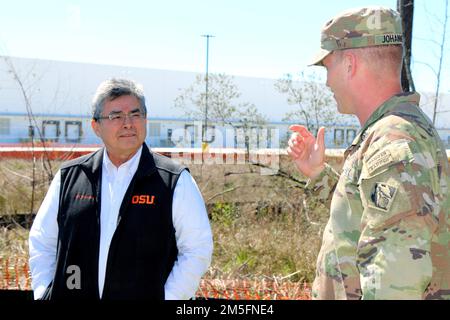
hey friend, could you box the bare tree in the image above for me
[174,73,267,152]
[1,56,54,218]
[415,0,449,123]
[275,72,338,135]
[432,0,449,124]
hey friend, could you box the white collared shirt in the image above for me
[98,147,141,297]
[29,147,213,300]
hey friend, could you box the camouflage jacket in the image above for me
[307,92,450,300]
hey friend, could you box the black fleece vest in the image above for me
[45,144,185,300]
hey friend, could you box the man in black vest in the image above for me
[29,78,213,300]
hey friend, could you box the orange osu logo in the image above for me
[75,193,96,201]
[131,195,155,205]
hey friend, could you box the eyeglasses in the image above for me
[95,109,146,123]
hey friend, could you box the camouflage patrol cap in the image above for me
[310,6,403,66]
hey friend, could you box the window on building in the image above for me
[346,129,357,145]
[165,128,175,147]
[0,118,10,135]
[261,127,275,148]
[202,125,215,143]
[28,125,35,138]
[184,124,197,147]
[149,122,161,137]
[65,121,83,142]
[334,128,344,146]
[42,120,61,142]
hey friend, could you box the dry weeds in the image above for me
[0,154,343,298]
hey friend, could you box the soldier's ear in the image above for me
[342,51,357,78]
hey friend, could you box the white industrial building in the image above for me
[0,56,449,149]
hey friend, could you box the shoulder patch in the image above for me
[369,182,398,212]
[364,139,414,177]
[366,149,394,175]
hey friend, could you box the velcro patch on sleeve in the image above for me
[369,182,398,212]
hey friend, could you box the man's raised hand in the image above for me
[287,125,326,179]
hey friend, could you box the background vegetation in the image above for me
[0,154,345,297]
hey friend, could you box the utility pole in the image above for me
[201,34,214,152]
[397,0,415,92]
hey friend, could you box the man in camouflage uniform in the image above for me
[287,6,450,299]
